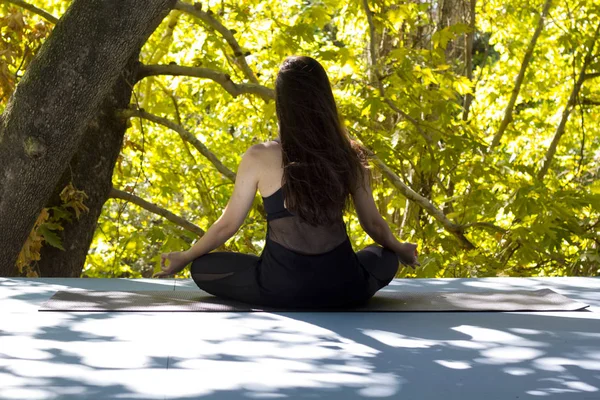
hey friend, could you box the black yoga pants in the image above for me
[190,245,399,306]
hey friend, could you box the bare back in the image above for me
[255,140,348,255]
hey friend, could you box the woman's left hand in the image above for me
[153,251,191,278]
[396,242,420,268]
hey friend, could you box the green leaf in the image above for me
[39,224,65,251]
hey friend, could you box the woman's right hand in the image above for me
[396,242,420,268]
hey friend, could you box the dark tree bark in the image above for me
[438,0,469,64]
[0,0,176,276]
[36,55,141,277]
[462,0,476,121]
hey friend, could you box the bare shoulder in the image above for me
[244,140,280,161]
[241,141,282,195]
[259,139,282,152]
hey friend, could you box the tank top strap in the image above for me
[262,186,294,221]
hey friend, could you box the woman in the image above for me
[153,56,419,308]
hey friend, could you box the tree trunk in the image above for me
[438,0,468,65]
[36,55,141,277]
[462,0,476,121]
[0,0,175,276]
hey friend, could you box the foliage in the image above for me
[15,182,88,276]
[1,0,599,278]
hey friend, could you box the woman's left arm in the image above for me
[154,146,262,276]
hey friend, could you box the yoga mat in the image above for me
[39,288,589,312]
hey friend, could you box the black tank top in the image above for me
[261,185,348,255]
[263,186,294,221]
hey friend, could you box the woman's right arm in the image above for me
[351,167,418,265]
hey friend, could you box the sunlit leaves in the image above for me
[4,0,598,277]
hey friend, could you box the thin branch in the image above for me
[117,107,269,218]
[147,10,182,65]
[583,72,600,81]
[347,119,475,247]
[500,242,521,269]
[109,187,205,236]
[573,95,587,178]
[366,151,475,249]
[117,108,237,182]
[581,97,600,106]
[474,34,491,89]
[585,218,600,232]
[137,64,273,101]
[5,0,59,24]
[174,0,258,84]
[154,79,197,162]
[519,239,566,265]
[488,0,553,150]
[383,98,433,144]
[462,221,507,234]
[538,21,600,180]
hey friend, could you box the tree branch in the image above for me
[537,21,600,180]
[366,151,475,249]
[174,1,259,84]
[109,187,205,236]
[489,0,553,150]
[360,0,476,247]
[462,221,507,234]
[154,79,198,161]
[5,0,59,24]
[581,97,600,106]
[137,63,274,101]
[382,99,433,143]
[583,72,600,81]
[117,108,237,181]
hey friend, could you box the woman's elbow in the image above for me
[364,218,392,241]
[221,224,239,238]
[211,220,238,239]
[362,214,386,231]
[361,219,382,238]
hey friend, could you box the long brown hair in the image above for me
[275,55,368,226]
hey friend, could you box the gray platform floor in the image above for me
[1,277,599,400]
